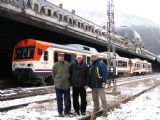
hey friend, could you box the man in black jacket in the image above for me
[70,54,88,116]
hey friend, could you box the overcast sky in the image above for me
[47,0,160,26]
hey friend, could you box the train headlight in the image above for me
[27,63,33,67]
[12,63,17,68]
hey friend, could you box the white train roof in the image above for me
[100,52,119,57]
[65,44,98,53]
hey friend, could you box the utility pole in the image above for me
[107,0,116,84]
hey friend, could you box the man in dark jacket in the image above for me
[70,54,88,115]
[87,53,108,117]
[52,52,71,117]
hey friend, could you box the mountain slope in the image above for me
[115,13,160,54]
[132,25,160,54]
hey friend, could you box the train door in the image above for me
[42,50,48,70]
[83,55,91,66]
[43,48,53,70]
[86,55,91,65]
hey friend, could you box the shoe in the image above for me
[75,111,80,116]
[75,112,80,116]
[64,112,69,116]
[58,112,64,117]
[102,112,108,117]
[64,111,73,115]
[81,112,86,116]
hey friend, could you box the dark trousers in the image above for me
[73,87,87,113]
[55,88,71,114]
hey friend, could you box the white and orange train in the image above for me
[129,58,152,75]
[12,39,152,84]
[12,38,97,84]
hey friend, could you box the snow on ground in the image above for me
[1,86,54,97]
[0,93,56,108]
[97,86,160,120]
[1,84,160,120]
[1,74,160,120]
[0,101,88,120]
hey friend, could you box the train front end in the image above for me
[12,39,43,84]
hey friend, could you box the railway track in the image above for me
[1,74,160,113]
[0,79,19,89]
[1,74,154,101]
[81,82,160,120]
[0,74,151,89]
[0,79,36,89]
[1,86,54,101]
[80,74,160,120]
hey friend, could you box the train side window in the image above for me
[137,64,140,68]
[44,51,48,61]
[54,52,73,63]
[117,61,127,67]
[38,48,42,55]
[65,54,72,63]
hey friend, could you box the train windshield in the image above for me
[117,61,127,67]
[15,46,35,60]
